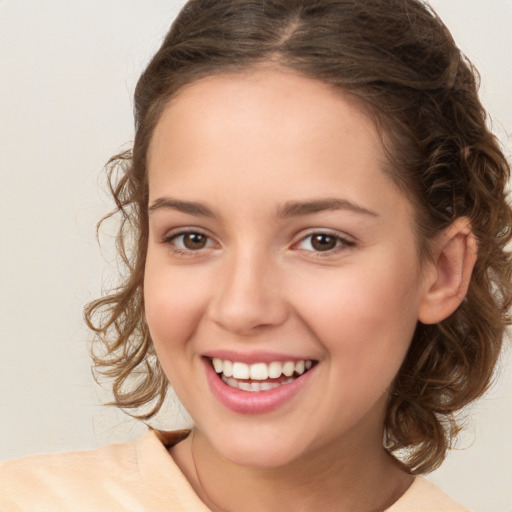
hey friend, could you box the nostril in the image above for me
[207,267,289,334]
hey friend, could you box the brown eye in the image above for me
[310,234,338,251]
[295,232,353,254]
[182,232,208,250]
[168,231,214,251]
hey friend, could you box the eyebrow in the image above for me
[148,197,216,217]
[148,196,379,219]
[277,198,379,218]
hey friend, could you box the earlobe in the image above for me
[418,218,477,325]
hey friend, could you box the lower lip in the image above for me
[203,358,315,415]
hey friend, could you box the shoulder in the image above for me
[0,429,207,512]
[386,477,469,512]
[0,436,141,512]
[1,434,139,487]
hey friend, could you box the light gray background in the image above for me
[0,1,511,511]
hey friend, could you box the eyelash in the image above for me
[161,229,355,256]
[161,229,216,255]
[293,231,355,255]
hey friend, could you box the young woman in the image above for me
[1,1,511,510]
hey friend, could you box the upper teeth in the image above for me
[212,358,313,380]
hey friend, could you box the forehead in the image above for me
[146,67,415,230]
[148,67,382,181]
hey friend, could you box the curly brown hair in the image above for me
[85,0,512,474]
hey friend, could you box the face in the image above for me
[144,67,431,468]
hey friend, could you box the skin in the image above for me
[143,67,475,512]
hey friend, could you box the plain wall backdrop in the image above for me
[0,1,511,511]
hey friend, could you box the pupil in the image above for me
[184,233,206,250]
[312,234,336,251]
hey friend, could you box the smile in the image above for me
[211,358,315,392]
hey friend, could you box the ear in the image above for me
[418,217,477,325]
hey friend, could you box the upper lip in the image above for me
[202,350,317,364]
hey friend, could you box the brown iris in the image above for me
[310,234,338,251]
[182,232,208,250]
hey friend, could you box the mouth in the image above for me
[209,357,316,392]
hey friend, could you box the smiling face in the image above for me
[144,67,432,468]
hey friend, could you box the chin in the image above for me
[203,424,305,469]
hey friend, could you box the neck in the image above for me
[170,424,413,512]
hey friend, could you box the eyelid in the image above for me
[161,227,218,252]
[159,226,355,256]
[292,229,356,254]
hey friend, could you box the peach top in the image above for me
[0,430,468,511]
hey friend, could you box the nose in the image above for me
[208,249,289,336]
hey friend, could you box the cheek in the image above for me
[143,257,210,350]
[143,259,214,401]
[291,254,422,379]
